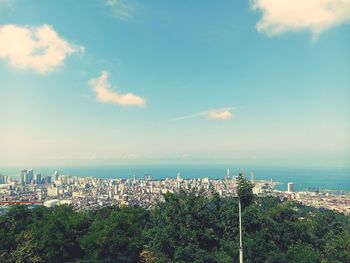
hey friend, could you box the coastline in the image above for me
[1,165,350,191]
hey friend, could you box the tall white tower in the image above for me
[250,172,254,182]
[287,182,294,193]
[176,172,181,181]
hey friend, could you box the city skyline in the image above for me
[1,0,350,167]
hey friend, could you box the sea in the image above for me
[0,165,349,191]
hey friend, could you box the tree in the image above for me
[237,173,255,209]
[32,205,89,262]
[145,190,223,262]
[323,232,350,263]
[81,206,149,263]
[287,242,320,263]
[0,205,34,260]
[0,192,349,263]
[10,231,43,263]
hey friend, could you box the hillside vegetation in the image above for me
[0,177,349,263]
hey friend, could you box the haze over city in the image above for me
[0,0,349,167]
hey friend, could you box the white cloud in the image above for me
[250,0,350,39]
[104,0,136,21]
[207,109,233,120]
[89,71,145,106]
[170,107,235,121]
[0,24,84,74]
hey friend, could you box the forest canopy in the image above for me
[0,179,349,263]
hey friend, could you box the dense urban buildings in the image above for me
[0,169,349,214]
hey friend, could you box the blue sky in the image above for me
[0,0,349,167]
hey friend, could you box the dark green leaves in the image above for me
[0,194,349,263]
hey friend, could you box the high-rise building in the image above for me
[287,182,294,193]
[53,171,59,181]
[44,176,52,184]
[176,172,181,181]
[1,175,10,184]
[20,170,27,185]
[62,175,69,185]
[250,172,255,183]
[24,169,34,184]
[34,173,42,184]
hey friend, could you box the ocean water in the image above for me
[1,165,349,191]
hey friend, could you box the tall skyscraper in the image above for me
[24,169,34,184]
[287,182,294,193]
[20,169,27,186]
[44,176,52,184]
[4,175,10,184]
[34,173,42,184]
[176,172,181,181]
[54,171,59,181]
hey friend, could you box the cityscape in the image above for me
[0,0,349,262]
[1,168,349,214]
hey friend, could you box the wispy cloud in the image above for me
[207,109,233,120]
[0,24,84,74]
[170,107,235,121]
[89,71,145,106]
[104,0,136,21]
[250,0,350,39]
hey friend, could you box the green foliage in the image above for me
[323,232,350,263]
[0,194,349,263]
[9,231,44,263]
[144,191,228,262]
[237,173,255,208]
[33,205,89,262]
[81,206,149,262]
[287,242,320,263]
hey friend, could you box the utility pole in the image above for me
[239,199,243,263]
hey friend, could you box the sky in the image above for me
[0,0,349,167]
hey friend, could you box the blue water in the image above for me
[1,165,349,191]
